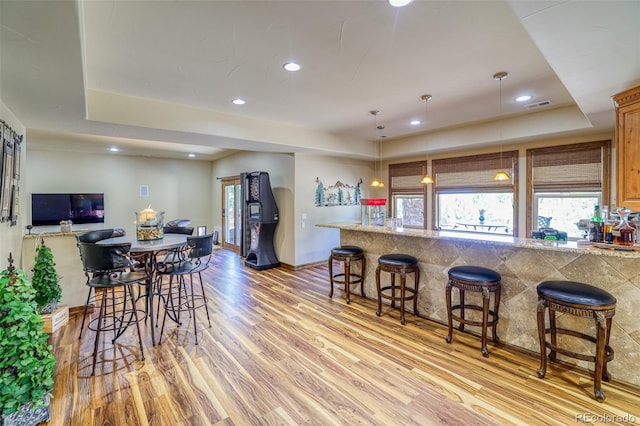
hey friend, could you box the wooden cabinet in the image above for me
[613,85,640,211]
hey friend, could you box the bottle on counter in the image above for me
[602,206,616,244]
[588,205,604,243]
[612,207,636,246]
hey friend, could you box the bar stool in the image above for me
[77,242,148,376]
[536,280,616,401]
[328,245,365,304]
[376,254,420,325]
[446,265,501,357]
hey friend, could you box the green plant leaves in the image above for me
[0,265,55,415]
[31,242,62,310]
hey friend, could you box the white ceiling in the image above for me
[1,0,639,161]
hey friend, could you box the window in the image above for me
[388,161,426,228]
[432,151,518,235]
[527,141,610,239]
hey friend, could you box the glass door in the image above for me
[222,177,242,252]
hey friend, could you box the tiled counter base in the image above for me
[319,223,640,388]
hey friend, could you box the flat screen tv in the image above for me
[31,193,105,226]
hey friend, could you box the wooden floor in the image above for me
[47,249,640,425]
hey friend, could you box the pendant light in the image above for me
[493,71,510,181]
[420,94,434,184]
[369,110,385,188]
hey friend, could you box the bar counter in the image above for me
[319,222,640,387]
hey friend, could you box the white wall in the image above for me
[0,102,27,266]
[25,150,214,236]
[294,153,372,266]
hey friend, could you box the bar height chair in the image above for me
[77,241,149,375]
[157,233,214,345]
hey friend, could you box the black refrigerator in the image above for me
[240,171,280,270]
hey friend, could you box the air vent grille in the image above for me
[526,100,552,109]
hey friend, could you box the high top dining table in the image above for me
[97,234,189,345]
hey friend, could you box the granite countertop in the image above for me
[318,222,640,258]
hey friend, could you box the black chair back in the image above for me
[165,219,192,227]
[187,234,214,260]
[78,242,133,274]
[164,226,194,235]
[77,228,126,243]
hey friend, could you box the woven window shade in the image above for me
[434,151,516,191]
[389,162,425,190]
[391,175,423,189]
[531,145,603,192]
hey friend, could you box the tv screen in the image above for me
[31,193,105,226]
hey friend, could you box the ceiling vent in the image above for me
[526,100,552,109]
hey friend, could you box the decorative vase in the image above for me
[2,396,50,426]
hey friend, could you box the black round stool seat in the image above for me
[328,246,366,304]
[448,265,501,283]
[331,245,364,257]
[537,280,616,307]
[536,280,616,401]
[378,253,418,267]
[376,254,420,325]
[446,265,502,357]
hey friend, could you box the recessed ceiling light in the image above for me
[109,147,119,152]
[515,95,532,102]
[410,119,421,126]
[283,62,301,72]
[388,0,414,7]
[188,153,196,158]
[232,98,246,105]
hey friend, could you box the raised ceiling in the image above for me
[1,1,639,160]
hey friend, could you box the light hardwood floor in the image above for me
[47,249,640,425]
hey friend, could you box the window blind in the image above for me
[433,151,518,191]
[529,142,606,192]
[389,162,426,190]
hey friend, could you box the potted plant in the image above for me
[31,240,61,314]
[0,254,56,425]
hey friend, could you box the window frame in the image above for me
[388,161,428,228]
[526,140,611,235]
[432,151,519,235]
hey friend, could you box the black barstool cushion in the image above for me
[537,281,616,307]
[379,253,418,267]
[331,246,364,256]
[448,266,501,283]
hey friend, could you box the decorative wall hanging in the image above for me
[0,120,22,225]
[315,177,362,207]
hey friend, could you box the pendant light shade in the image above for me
[493,71,510,181]
[369,110,384,188]
[493,171,510,181]
[420,94,434,184]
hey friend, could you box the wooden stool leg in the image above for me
[344,257,352,304]
[390,273,396,309]
[375,266,382,317]
[594,315,607,401]
[548,308,557,361]
[328,255,334,298]
[481,287,490,357]
[413,268,420,316]
[360,257,366,298]
[492,286,501,342]
[445,280,454,344]
[603,317,613,382]
[536,298,547,379]
[399,271,407,325]
[458,288,466,332]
